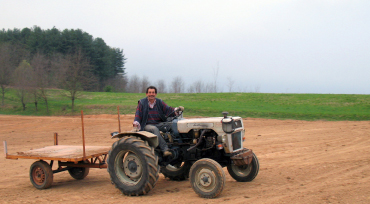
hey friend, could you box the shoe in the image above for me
[163,150,172,157]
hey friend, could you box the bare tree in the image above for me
[104,74,127,92]
[156,79,167,93]
[57,48,96,112]
[254,85,261,93]
[170,76,185,93]
[0,43,13,106]
[12,60,34,110]
[141,76,150,93]
[227,77,235,92]
[212,62,220,93]
[194,80,204,93]
[126,74,141,93]
[31,52,51,112]
[0,43,28,106]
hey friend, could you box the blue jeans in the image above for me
[144,123,170,152]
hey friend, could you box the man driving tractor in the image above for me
[133,86,184,157]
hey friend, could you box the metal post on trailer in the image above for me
[3,141,7,156]
[81,110,86,159]
[117,106,121,133]
[54,133,58,145]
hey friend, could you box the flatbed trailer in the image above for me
[3,110,113,189]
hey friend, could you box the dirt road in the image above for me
[1,114,369,203]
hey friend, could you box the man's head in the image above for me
[146,86,157,102]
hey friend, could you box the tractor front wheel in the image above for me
[189,158,225,198]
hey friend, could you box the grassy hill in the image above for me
[1,89,369,121]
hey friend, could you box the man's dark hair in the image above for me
[146,86,157,94]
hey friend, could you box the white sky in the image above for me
[1,0,370,94]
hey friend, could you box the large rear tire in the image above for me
[29,160,53,189]
[161,161,191,181]
[227,152,259,182]
[189,158,225,199]
[107,136,159,196]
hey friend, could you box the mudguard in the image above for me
[111,131,159,148]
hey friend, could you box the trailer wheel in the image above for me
[227,152,259,182]
[107,136,159,196]
[161,161,191,181]
[68,161,90,180]
[30,160,53,189]
[189,158,225,198]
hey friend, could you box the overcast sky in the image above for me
[1,0,369,94]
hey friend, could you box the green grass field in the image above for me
[1,89,369,121]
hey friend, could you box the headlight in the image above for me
[221,118,235,133]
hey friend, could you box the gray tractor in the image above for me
[107,110,259,198]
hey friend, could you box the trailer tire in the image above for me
[68,161,90,180]
[30,160,53,189]
[107,136,159,196]
[161,161,191,181]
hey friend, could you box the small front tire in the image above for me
[189,158,225,199]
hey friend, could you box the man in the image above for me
[133,86,184,157]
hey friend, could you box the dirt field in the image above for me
[1,114,369,204]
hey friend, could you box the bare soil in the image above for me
[1,114,369,204]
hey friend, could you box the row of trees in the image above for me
[0,26,126,90]
[125,74,261,93]
[0,26,126,112]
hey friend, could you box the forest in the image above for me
[0,26,126,111]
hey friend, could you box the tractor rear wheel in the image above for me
[107,136,159,196]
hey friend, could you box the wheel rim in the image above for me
[166,162,184,171]
[32,166,45,185]
[70,167,84,176]
[195,168,216,192]
[115,150,143,185]
[231,163,252,177]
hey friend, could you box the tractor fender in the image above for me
[111,131,159,148]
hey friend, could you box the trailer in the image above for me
[3,111,112,189]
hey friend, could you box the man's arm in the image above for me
[133,101,143,128]
[161,100,176,117]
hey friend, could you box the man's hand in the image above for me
[175,106,184,112]
[132,126,139,132]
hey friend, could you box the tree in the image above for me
[141,76,150,93]
[156,79,167,93]
[212,62,220,93]
[12,60,34,110]
[0,43,13,106]
[57,48,96,112]
[0,43,29,106]
[126,75,140,93]
[227,77,235,92]
[171,76,185,93]
[31,52,51,113]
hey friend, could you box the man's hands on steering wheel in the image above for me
[175,106,184,113]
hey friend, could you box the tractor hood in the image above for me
[176,116,243,135]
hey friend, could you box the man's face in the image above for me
[146,88,157,102]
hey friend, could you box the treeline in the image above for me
[0,26,126,89]
[0,26,127,112]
